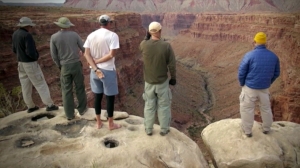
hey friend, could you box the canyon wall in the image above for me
[141,13,196,36]
[170,13,300,123]
[0,6,299,141]
[0,6,145,113]
[64,0,300,13]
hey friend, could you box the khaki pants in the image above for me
[239,85,273,134]
[18,61,53,108]
[143,79,172,133]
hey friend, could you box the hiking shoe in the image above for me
[263,131,269,134]
[67,116,80,121]
[145,129,152,136]
[76,108,88,118]
[79,107,88,116]
[46,104,59,111]
[27,106,39,113]
[246,133,252,137]
[160,130,170,136]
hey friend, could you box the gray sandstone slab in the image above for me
[201,118,300,168]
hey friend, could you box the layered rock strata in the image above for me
[0,7,145,113]
[64,0,300,13]
[170,13,300,124]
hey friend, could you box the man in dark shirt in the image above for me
[12,17,58,113]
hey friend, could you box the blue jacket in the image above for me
[238,45,280,89]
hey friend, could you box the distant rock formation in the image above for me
[0,107,209,168]
[64,0,300,13]
[0,0,5,6]
[201,119,300,168]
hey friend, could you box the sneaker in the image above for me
[67,116,80,121]
[246,133,252,137]
[27,106,39,113]
[263,131,269,134]
[79,107,88,116]
[46,104,59,111]
[145,129,152,136]
[160,130,170,136]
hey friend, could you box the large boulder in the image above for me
[201,118,300,168]
[0,107,209,168]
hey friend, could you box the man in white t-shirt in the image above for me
[83,14,121,130]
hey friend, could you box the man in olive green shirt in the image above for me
[139,21,176,136]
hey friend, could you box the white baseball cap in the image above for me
[148,21,162,33]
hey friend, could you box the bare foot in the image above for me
[109,123,122,130]
[97,121,103,129]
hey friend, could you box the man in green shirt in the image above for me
[50,17,87,120]
[139,21,176,136]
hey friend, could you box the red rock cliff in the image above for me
[0,7,145,112]
[170,12,300,123]
[64,0,300,13]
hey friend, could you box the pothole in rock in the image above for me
[103,137,119,148]
[53,120,88,138]
[127,126,138,131]
[31,113,55,121]
[0,125,22,136]
[1,118,28,136]
[125,118,143,125]
[15,136,46,148]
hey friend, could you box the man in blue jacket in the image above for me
[238,32,280,137]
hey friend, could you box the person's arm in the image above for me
[50,37,61,68]
[77,33,85,53]
[12,35,16,54]
[94,33,119,64]
[238,55,249,86]
[271,57,280,84]
[25,33,39,60]
[84,48,104,78]
[167,44,176,85]
[94,49,116,64]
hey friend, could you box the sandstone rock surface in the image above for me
[0,107,209,168]
[201,118,300,168]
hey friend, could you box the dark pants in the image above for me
[60,61,87,118]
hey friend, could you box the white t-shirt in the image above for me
[83,28,119,70]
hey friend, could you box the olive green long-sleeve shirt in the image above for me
[139,39,176,84]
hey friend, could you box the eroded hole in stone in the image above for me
[16,137,35,148]
[127,126,138,131]
[15,136,46,148]
[31,114,55,121]
[103,138,119,148]
[278,123,285,127]
[0,125,20,136]
[53,120,87,138]
[125,118,143,125]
